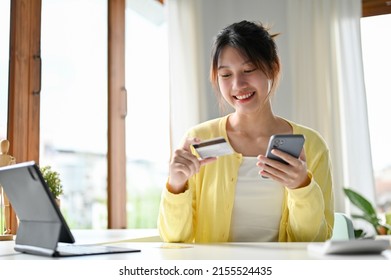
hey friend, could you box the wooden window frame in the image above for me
[108,0,127,229]
[362,0,391,17]
[7,0,127,231]
[7,0,41,234]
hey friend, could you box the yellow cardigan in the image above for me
[158,115,334,242]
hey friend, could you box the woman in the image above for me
[158,20,334,243]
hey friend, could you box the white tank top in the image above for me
[229,156,284,242]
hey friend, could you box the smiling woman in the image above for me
[158,20,334,243]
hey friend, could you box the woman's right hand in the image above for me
[168,137,216,194]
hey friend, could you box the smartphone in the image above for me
[265,134,305,164]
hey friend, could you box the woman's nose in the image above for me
[232,74,248,90]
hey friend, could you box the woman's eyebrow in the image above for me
[218,61,253,70]
[218,65,229,70]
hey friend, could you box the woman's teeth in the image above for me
[235,92,254,100]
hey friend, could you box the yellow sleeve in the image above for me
[157,182,194,243]
[283,148,334,242]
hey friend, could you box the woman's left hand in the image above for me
[257,149,311,189]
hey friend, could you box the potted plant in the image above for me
[40,165,63,206]
[343,187,391,238]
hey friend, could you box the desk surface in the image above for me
[0,229,390,260]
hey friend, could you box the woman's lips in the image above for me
[234,91,255,100]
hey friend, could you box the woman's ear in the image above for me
[267,79,272,94]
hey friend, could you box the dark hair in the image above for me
[210,20,281,101]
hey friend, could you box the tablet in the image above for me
[307,239,390,255]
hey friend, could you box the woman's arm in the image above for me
[285,148,334,241]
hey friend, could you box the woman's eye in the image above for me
[244,68,256,73]
[219,73,231,78]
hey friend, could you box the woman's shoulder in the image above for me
[187,115,228,139]
[287,119,329,150]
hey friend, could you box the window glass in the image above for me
[125,0,170,228]
[361,14,391,214]
[40,0,108,228]
[0,0,10,139]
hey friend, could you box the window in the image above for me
[361,14,391,213]
[0,0,10,139]
[39,0,169,229]
[125,0,170,228]
[40,0,108,228]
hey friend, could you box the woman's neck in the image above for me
[228,110,289,139]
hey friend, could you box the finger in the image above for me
[259,165,285,182]
[257,154,287,170]
[173,149,201,174]
[270,149,301,166]
[200,157,217,166]
[259,158,309,189]
[257,155,293,180]
[299,148,306,161]
[174,157,197,175]
[171,161,193,178]
[181,137,202,152]
[257,156,281,179]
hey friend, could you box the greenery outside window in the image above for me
[125,0,170,228]
[40,0,108,228]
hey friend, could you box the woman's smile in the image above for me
[234,91,255,101]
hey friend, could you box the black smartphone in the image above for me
[265,134,305,164]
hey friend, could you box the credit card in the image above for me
[192,137,234,159]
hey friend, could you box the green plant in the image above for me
[40,165,63,199]
[343,187,391,238]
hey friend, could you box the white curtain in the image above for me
[166,0,205,151]
[287,0,375,212]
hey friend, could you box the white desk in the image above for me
[0,229,389,260]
